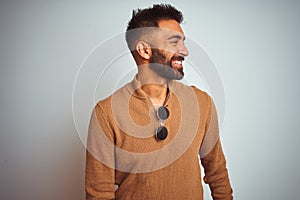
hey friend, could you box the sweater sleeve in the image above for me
[85,104,115,200]
[200,97,233,199]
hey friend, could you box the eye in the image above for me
[170,40,179,46]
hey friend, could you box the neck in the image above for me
[137,66,169,105]
[142,83,168,103]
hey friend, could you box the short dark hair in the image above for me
[125,4,183,51]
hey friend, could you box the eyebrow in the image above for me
[167,35,185,41]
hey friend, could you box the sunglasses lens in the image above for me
[156,126,168,140]
[158,106,169,120]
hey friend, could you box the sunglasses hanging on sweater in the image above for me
[154,86,170,141]
[155,106,170,140]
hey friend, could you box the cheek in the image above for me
[160,50,174,61]
[158,42,177,54]
[165,44,178,54]
[165,53,174,63]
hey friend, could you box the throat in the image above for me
[142,84,169,106]
[149,97,165,106]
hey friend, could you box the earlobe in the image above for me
[136,41,151,60]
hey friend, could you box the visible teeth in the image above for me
[174,61,182,65]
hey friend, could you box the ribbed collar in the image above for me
[125,74,178,104]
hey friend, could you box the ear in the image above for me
[136,41,152,60]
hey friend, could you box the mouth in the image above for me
[171,56,185,71]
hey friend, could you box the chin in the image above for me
[171,68,184,80]
[164,71,184,80]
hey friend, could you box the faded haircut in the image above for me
[125,4,183,52]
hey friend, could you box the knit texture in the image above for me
[85,76,233,199]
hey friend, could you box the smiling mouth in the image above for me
[171,56,185,70]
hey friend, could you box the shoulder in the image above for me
[190,85,213,107]
[95,96,112,113]
[172,81,212,105]
[95,83,129,112]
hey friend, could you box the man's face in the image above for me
[149,20,189,80]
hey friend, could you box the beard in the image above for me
[149,49,184,80]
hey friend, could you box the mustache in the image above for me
[171,56,185,61]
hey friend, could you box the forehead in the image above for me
[157,19,184,36]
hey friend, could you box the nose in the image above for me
[178,42,189,57]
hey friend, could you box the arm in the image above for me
[200,98,233,199]
[85,104,115,200]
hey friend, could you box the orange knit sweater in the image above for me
[85,77,233,199]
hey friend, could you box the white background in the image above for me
[0,1,299,199]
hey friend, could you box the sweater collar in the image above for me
[125,74,177,102]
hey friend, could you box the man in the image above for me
[86,4,233,199]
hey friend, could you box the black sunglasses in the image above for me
[155,106,170,140]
